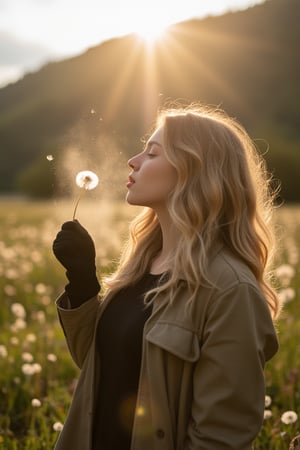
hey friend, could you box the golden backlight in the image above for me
[131,20,171,45]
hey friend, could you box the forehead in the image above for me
[147,126,164,146]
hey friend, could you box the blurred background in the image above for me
[0,0,299,203]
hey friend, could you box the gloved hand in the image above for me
[52,220,100,307]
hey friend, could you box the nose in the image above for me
[127,158,135,169]
[128,154,139,170]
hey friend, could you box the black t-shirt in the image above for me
[92,272,162,450]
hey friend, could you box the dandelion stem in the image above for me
[72,190,86,220]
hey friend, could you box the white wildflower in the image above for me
[35,311,46,323]
[21,362,42,376]
[31,398,42,408]
[265,395,272,408]
[10,318,27,332]
[22,352,34,362]
[0,345,8,358]
[278,288,296,304]
[264,409,273,420]
[26,333,37,343]
[11,303,26,319]
[4,285,16,296]
[10,336,19,345]
[47,353,57,363]
[53,422,64,432]
[275,264,295,286]
[35,283,48,294]
[281,410,298,424]
[32,363,42,374]
[41,295,51,306]
[22,363,35,376]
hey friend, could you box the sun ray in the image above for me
[152,25,252,115]
[103,37,143,122]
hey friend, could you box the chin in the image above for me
[126,194,138,205]
[126,195,148,208]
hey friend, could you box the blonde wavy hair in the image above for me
[105,104,280,319]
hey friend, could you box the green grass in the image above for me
[0,199,299,449]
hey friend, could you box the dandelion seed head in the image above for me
[35,311,46,324]
[264,409,273,420]
[274,264,295,286]
[21,362,42,376]
[22,363,35,376]
[4,284,16,296]
[10,336,19,345]
[0,345,8,358]
[22,352,34,362]
[35,283,48,294]
[10,318,27,332]
[5,268,18,279]
[75,170,99,191]
[278,287,296,304]
[53,422,64,432]
[281,410,298,424]
[11,302,26,319]
[26,333,37,343]
[41,295,51,306]
[265,395,272,407]
[47,353,57,363]
[32,363,42,374]
[31,398,42,408]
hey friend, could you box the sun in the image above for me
[132,21,170,45]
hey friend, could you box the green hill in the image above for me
[0,0,299,200]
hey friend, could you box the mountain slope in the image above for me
[0,0,299,199]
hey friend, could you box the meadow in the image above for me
[0,199,299,449]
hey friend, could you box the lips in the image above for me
[126,175,135,188]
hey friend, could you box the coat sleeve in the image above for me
[56,293,100,369]
[184,282,278,450]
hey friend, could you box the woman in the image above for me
[52,104,280,450]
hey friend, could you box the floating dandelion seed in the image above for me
[46,155,54,161]
[72,170,99,220]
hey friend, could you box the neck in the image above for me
[150,208,177,274]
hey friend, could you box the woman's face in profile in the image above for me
[126,126,177,211]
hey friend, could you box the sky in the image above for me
[0,0,265,88]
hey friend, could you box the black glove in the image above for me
[52,220,100,307]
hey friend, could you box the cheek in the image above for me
[156,166,177,193]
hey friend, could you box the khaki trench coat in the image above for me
[54,246,278,450]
